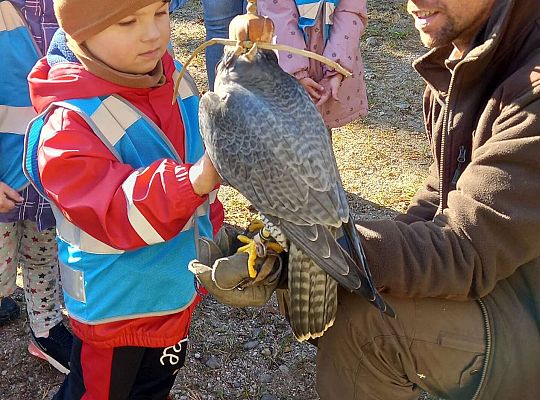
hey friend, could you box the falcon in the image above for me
[197,44,395,342]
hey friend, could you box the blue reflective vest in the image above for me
[23,67,214,324]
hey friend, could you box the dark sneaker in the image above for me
[28,322,73,374]
[0,296,21,326]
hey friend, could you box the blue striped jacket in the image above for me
[295,0,340,42]
[0,1,40,190]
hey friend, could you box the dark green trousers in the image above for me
[316,289,486,400]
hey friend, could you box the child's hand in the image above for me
[316,74,344,107]
[0,182,23,213]
[298,77,325,102]
[189,153,221,196]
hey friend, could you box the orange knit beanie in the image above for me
[54,0,167,43]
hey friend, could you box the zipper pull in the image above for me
[451,145,467,185]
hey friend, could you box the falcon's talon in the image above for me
[260,227,272,241]
[256,227,284,254]
[266,242,284,254]
[236,229,284,279]
[236,235,259,278]
[247,219,265,233]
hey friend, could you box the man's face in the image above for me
[85,1,171,75]
[407,0,496,52]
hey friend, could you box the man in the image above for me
[314,0,540,399]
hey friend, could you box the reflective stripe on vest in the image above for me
[50,204,124,255]
[0,106,37,135]
[59,260,86,303]
[172,67,199,100]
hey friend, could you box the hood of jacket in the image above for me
[29,29,176,114]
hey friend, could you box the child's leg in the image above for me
[0,221,21,324]
[19,220,62,336]
[18,220,72,373]
[0,221,20,298]
[202,0,246,90]
[55,335,188,400]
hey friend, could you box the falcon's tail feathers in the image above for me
[278,220,395,318]
[288,243,338,342]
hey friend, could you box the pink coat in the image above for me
[258,0,368,128]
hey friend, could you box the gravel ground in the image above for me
[0,1,437,399]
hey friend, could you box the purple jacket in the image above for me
[11,0,58,55]
[258,0,368,128]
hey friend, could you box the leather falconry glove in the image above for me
[188,224,285,307]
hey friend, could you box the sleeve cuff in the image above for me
[292,69,310,80]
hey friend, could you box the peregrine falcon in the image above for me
[198,47,394,342]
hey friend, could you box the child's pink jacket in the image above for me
[258,0,368,128]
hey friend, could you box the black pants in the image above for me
[54,334,187,400]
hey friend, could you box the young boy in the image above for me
[24,0,224,398]
[1,0,72,373]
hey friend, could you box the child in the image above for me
[23,0,224,398]
[257,0,368,129]
[0,0,72,373]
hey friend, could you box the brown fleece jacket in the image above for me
[356,0,540,398]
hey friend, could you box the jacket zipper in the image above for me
[451,145,467,185]
[438,65,490,399]
[471,298,492,400]
[438,89,452,214]
[437,58,471,213]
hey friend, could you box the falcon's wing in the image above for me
[199,74,346,228]
[271,217,394,317]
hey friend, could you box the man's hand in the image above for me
[189,152,221,196]
[316,74,343,107]
[0,182,23,213]
[298,77,325,102]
